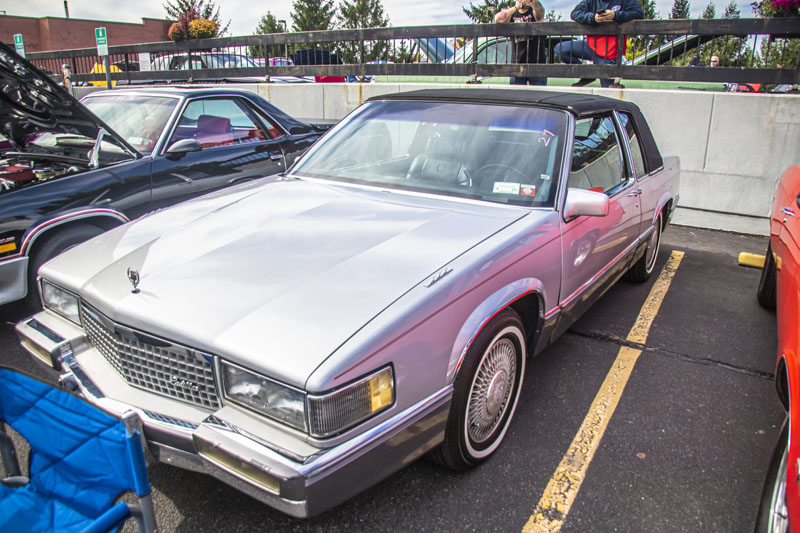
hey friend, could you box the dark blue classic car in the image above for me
[0,43,328,310]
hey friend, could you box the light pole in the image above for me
[63,1,70,18]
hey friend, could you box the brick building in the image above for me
[0,15,172,52]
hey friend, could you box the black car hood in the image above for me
[0,42,139,158]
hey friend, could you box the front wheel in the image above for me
[23,223,104,312]
[626,213,662,283]
[430,308,526,470]
[755,417,789,533]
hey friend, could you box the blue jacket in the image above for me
[571,0,644,25]
[570,0,644,58]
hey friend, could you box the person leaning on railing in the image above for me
[554,0,643,88]
[494,0,547,86]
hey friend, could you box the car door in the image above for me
[149,96,286,211]
[556,114,642,335]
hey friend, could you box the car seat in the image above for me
[194,115,234,148]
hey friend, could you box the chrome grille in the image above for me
[81,304,220,409]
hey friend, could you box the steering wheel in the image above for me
[472,164,528,184]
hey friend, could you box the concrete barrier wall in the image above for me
[76,83,800,235]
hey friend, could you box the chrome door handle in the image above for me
[626,189,642,197]
[269,152,284,161]
[781,207,795,217]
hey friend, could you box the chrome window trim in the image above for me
[157,94,280,155]
[81,92,184,159]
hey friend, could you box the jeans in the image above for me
[510,76,548,86]
[553,39,616,88]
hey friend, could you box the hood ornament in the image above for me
[127,268,141,294]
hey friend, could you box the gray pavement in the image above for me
[0,224,784,531]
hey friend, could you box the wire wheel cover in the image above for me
[467,337,517,444]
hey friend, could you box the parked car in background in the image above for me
[756,165,800,533]
[151,52,260,72]
[0,42,328,310]
[17,88,679,517]
[253,57,295,67]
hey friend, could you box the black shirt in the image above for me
[511,8,547,64]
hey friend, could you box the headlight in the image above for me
[307,366,394,438]
[221,362,307,432]
[221,363,395,438]
[41,280,80,325]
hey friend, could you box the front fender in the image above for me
[447,278,546,383]
[20,208,129,256]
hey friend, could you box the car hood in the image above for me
[0,42,138,156]
[45,178,528,387]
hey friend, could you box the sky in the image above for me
[6,0,758,37]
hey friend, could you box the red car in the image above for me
[757,165,800,532]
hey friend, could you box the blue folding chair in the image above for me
[0,368,157,532]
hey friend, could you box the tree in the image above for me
[336,0,391,63]
[291,0,337,32]
[639,0,659,19]
[752,0,799,79]
[543,7,562,21]
[627,0,660,60]
[670,0,691,18]
[463,0,514,23]
[251,12,286,59]
[163,0,229,35]
[701,0,716,17]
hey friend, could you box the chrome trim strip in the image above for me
[1,209,130,261]
[542,228,654,321]
[453,290,540,377]
[203,416,309,464]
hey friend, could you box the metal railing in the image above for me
[24,18,800,86]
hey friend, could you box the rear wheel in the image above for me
[626,213,662,282]
[23,224,103,312]
[430,308,526,470]
[757,242,777,310]
[755,417,789,533]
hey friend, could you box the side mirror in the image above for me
[165,139,202,158]
[563,187,610,222]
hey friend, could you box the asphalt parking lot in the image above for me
[0,224,785,532]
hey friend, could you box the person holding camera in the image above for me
[553,0,643,88]
[494,0,547,86]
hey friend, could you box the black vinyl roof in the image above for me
[371,89,664,173]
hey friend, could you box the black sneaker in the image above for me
[571,78,594,87]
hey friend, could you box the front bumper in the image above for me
[0,256,28,306]
[16,314,452,518]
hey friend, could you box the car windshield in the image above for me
[291,100,567,208]
[82,94,179,154]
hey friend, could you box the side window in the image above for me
[567,116,625,194]
[619,112,646,179]
[170,98,267,149]
[477,41,509,64]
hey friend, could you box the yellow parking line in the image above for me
[522,250,685,533]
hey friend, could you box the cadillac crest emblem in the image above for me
[127,267,140,294]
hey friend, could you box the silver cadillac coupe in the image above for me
[17,89,679,517]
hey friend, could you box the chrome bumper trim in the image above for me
[18,314,453,517]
